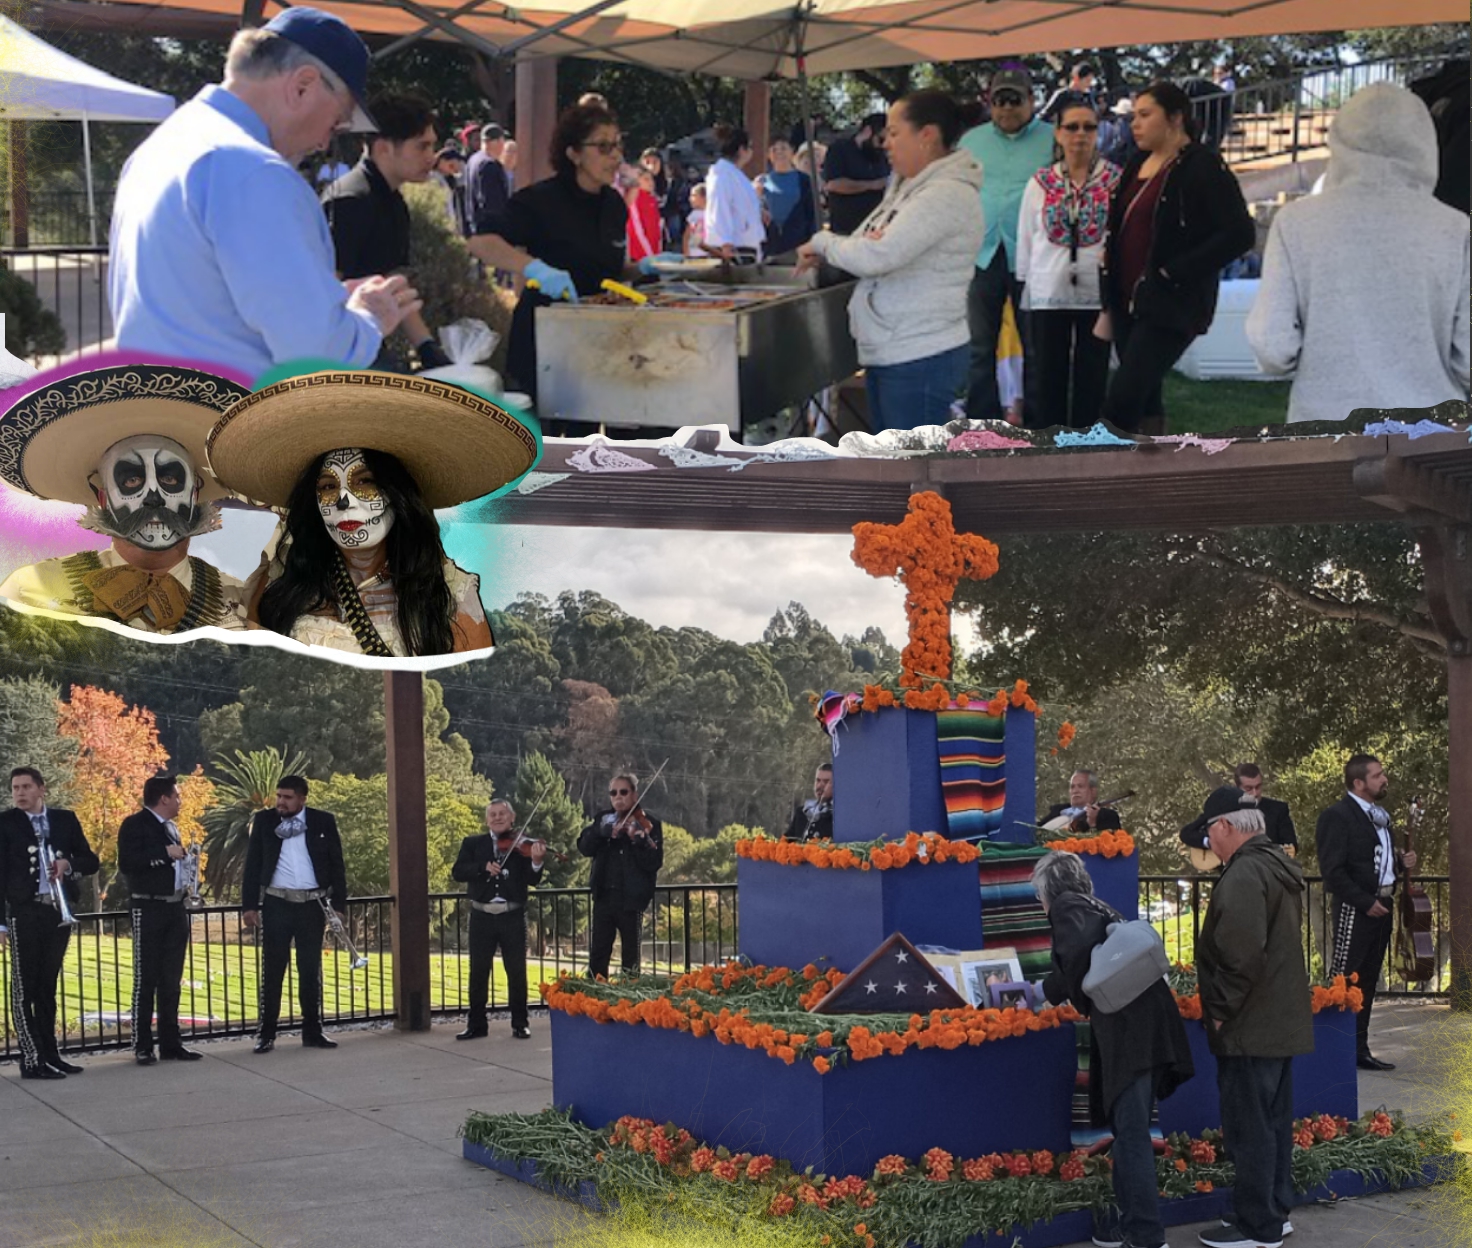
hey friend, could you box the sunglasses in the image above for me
[1059,122,1099,133]
[609,788,633,796]
[581,138,625,155]
[992,92,1026,107]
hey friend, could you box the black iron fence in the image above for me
[1,190,115,248]
[0,876,1445,1060]
[1141,873,1453,996]
[0,245,111,367]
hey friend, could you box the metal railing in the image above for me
[1142,873,1453,997]
[2,189,115,248]
[1,245,112,367]
[1208,51,1463,167]
[1,875,1443,1060]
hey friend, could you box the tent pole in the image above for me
[795,7,826,230]
[82,112,98,248]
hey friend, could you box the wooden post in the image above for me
[515,56,559,189]
[743,80,772,173]
[1418,522,1472,1008]
[8,121,28,250]
[385,670,431,1030]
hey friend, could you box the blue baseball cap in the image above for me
[264,8,376,133]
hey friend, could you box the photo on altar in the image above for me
[960,954,1025,1007]
[987,979,1035,1011]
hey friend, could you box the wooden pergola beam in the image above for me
[385,671,431,1031]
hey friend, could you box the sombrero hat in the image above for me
[206,370,540,509]
[0,364,250,506]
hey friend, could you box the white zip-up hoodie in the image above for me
[808,148,985,368]
[1246,82,1470,423]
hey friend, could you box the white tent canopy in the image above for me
[0,13,174,245]
[74,0,1465,78]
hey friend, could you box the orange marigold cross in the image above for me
[851,491,999,688]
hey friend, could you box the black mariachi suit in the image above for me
[784,800,833,842]
[1315,793,1401,1058]
[1258,797,1298,851]
[242,807,347,1042]
[0,806,98,1070]
[118,809,193,1055]
[577,810,664,978]
[451,834,543,1031]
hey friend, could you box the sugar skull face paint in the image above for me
[92,434,201,550]
[317,447,394,551]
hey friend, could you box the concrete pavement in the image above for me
[0,1000,1463,1248]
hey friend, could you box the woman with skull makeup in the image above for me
[0,363,252,634]
[207,370,540,659]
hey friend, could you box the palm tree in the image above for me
[201,747,309,901]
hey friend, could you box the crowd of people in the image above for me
[104,8,1468,437]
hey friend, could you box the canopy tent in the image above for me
[0,13,175,244]
[36,0,1467,77]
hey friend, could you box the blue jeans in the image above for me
[1218,1055,1295,1243]
[864,343,969,432]
[1098,1071,1166,1248]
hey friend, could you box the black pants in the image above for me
[1101,311,1195,432]
[1330,899,1393,1058]
[1031,309,1112,429]
[1217,1055,1295,1244]
[131,899,190,1054]
[965,251,1036,421]
[6,899,71,1069]
[589,901,643,978]
[467,908,528,1030]
[259,893,326,1041]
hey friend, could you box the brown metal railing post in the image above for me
[386,671,432,1029]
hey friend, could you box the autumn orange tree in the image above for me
[56,684,170,894]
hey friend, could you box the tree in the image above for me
[511,751,589,890]
[56,684,170,893]
[199,747,310,901]
[662,823,748,884]
[424,677,491,801]
[0,676,77,801]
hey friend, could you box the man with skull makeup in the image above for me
[208,370,539,658]
[0,364,252,633]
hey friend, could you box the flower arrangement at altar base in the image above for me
[736,830,981,870]
[850,491,999,691]
[461,1106,1461,1248]
[1036,829,1136,858]
[1172,973,1365,1020]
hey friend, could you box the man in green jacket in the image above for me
[1193,786,1314,1248]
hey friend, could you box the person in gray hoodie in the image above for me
[1193,787,1314,1248]
[798,90,984,431]
[1246,82,1470,424]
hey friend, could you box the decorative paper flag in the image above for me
[1361,418,1458,439]
[947,429,1033,453]
[1054,424,1139,448]
[1150,434,1235,455]
[514,471,571,495]
[566,442,658,473]
[809,932,968,1014]
[659,444,746,470]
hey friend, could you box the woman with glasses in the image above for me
[702,125,767,265]
[796,90,983,431]
[465,101,631,402]
[1015,94,1121,428]
[1098,80,1254,433]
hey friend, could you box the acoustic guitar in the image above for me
[1042,790,1136,834]
[1394,796,1436,986]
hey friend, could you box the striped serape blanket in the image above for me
[936,706,1006,841]
[1071,1019,1166,1153]
[977,842,1052,980]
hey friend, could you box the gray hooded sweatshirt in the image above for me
[1246,82,1470,423]
[808,148,985,368]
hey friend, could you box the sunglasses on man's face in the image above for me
[1059,122,1099,133]
[992,92,1026,107]
[609,788,633,797]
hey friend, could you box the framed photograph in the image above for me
[957,952,1024,1007]
[923,953,965,993]
[987,980,1034,1011]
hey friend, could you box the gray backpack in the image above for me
[1081,919,1171,1014]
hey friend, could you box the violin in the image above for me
[492,828,570,864]
[1394,797,1436,986]
[609,804,655,841]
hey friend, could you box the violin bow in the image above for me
[611,758,670,836]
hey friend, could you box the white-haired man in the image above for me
[1193,787,1313,1248]
[110,8,419,377]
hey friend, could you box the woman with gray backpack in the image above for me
[1034,850,1195,1248]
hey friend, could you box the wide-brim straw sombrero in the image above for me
[206,371,540,510]
[0,364,250,506]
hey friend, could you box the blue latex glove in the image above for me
[637,252,684,276]
[524,259,578,302]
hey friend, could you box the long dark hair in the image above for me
[258,448,456,656]
[1137,80,1201,142]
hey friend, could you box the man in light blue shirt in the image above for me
[958,66,1056,423]
[110,9,420,379]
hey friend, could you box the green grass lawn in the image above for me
[1163,375,1291,433]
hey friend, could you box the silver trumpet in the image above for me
[37,834,79,928]
[181,845,204,910]
[319,898,369,969]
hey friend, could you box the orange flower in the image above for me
[1057,721,1076,750]
[812,1055,832,1074]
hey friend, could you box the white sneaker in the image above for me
[1218,1219,1293,1237]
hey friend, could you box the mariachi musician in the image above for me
[578,771,664,979]
[784,763,834,842]
[452,799,545,1041]
[0,767,98,1079]
[1042,770,1125,833]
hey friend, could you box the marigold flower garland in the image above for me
[735,830,981,870]
[850,492,1000,692]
